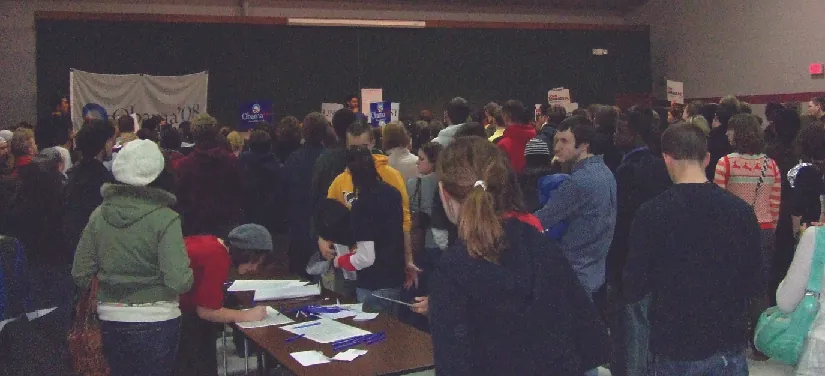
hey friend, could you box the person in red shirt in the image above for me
[496,100,537,173]
[175,224,273,376]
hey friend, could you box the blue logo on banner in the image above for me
[369,101,392,128]
[82,103,108,122]
[239,101,273,131]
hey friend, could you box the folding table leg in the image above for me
[222,325,228,376]
[244,336,250,375]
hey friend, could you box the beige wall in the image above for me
[0,0,628,125]
[628,0,825,100]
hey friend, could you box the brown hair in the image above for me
[10,128,35,157]
[382,121,411,150]
[728,114,764,155]
[436,136,525,263]
[302,112,329,146]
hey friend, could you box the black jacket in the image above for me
[284,145,326,275]
[239,152,288,237]
[63,158,115,254]
[606,148,671,292]
[429,217,609,376]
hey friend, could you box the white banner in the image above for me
[70,69,208,129]
[321,103,344,122]
[666,80,684,104]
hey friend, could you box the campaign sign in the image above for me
[239,101,273,131]
[666,80,684,104]
[370,101,392,127]
[548,88,572,106]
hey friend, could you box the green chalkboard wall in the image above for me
[36,19,650,125]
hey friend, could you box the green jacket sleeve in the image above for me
[72,212,98,292]
[158,216,194,294]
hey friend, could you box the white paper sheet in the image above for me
[280,318,371,344]
[318,310,359,320]
[237,307,295,328]
[227,279,307,292]
[352,312,379,321]
[253,284,321,302]
[290,351,330,366]
[332,349,368,362]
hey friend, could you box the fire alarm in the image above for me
[810,63,824,75]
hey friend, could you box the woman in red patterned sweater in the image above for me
[713,113,781,358]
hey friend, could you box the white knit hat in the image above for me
[112,139,165,186]
[0,130,12,142]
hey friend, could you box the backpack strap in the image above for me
[808,227,825,295]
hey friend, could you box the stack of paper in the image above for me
[280,318,371,343]
[237,307,294,329]
[253,284,321,302]
[227,279,307,292]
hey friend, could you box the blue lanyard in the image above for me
[621,146,649,163]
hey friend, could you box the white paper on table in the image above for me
[318,310,359,320]
[332,349,368,362]
[280,318,371,343]
[334,303,363,312]
[253,284,321,302]
[227,280,308,292]
[237,307,295,328]
[290,351,330,366]
[352,312,379,321]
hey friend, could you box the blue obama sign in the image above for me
[239,101,273,131]
[369,101,392,127]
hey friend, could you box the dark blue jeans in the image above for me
[101,318,181,376]
[652,349,748,376]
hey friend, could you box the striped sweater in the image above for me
[714,153,781,228]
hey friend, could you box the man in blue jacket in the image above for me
[536,115,617,294]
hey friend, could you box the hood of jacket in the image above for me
[99,183,177,228]
[433,123,464,145]
[503,124,538,144]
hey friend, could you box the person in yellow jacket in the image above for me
[322,122,419,289]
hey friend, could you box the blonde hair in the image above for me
[382,121,410,150]
[227,131,244,152]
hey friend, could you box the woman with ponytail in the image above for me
[428,136,608,376]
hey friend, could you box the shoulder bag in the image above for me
[754,226,825,365]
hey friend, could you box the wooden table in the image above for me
[233,289,434,376]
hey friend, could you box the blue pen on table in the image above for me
[291,321,322,330]
[366,332,386,345]
[285,334,305,343]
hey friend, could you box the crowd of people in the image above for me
[1,93,825,376]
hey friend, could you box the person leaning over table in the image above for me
[320,146,407,313]
[174,224,273,376]
[425,136,609,375]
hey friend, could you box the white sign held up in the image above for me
[666,80,684,104]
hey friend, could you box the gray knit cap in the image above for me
[228,224,273,252]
